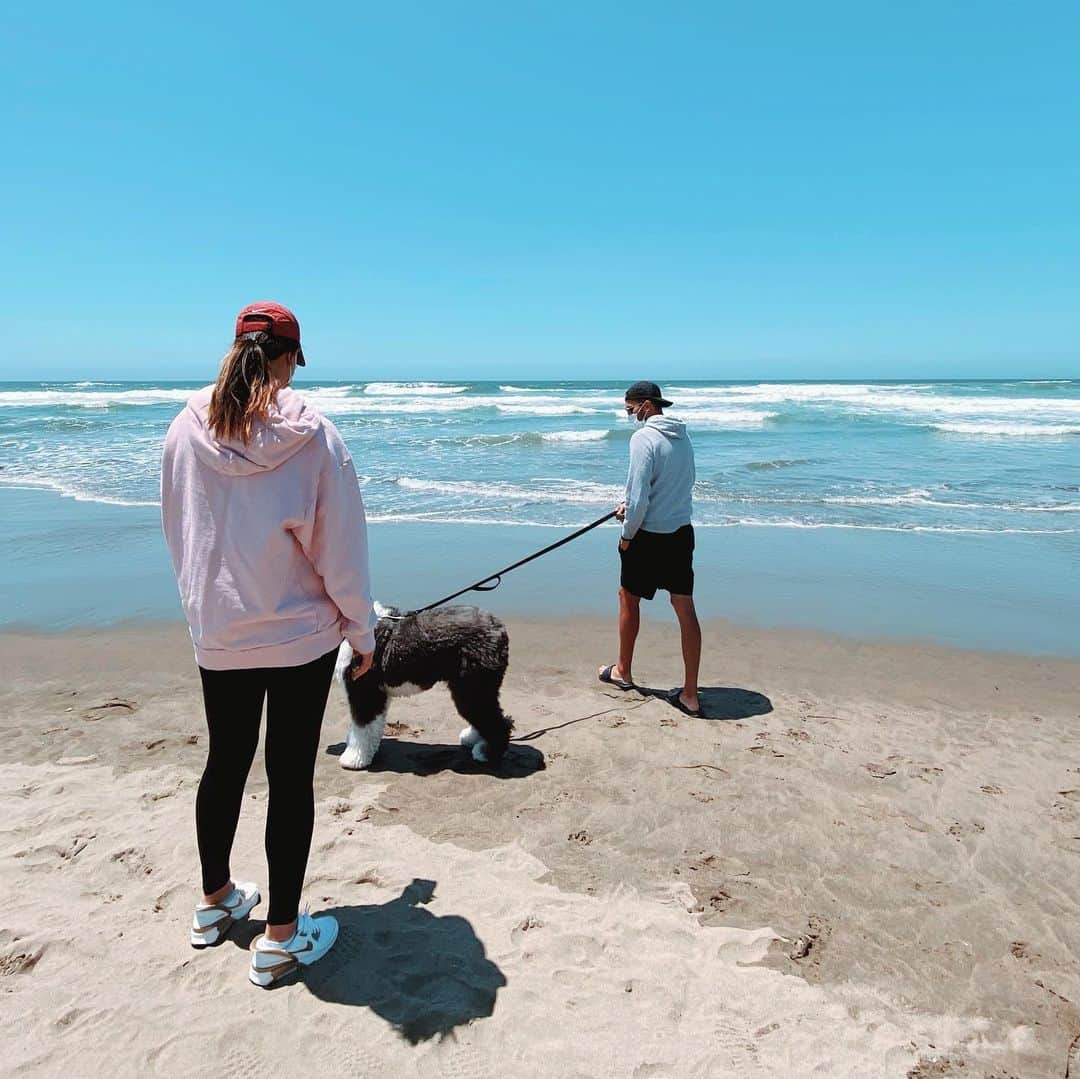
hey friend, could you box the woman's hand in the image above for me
[619,538,631,552]
[348,652,374,681]
[615,501,626,522]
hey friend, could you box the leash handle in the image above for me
[402,509,618,616]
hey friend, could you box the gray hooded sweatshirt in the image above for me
[622,415,695,539]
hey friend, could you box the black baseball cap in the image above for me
[624,380,672,408]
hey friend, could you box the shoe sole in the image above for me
[248,921,339,987]
[190,891,261,949]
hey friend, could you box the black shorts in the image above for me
[619,524,695,600]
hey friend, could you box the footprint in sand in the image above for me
[141,780,185,805]
[906,764,944,782]
[110,847,154,877]
[510,915,544,945]
[0,946,45,976]
[1009,940,1042,961]
[865,762,898,779]
[222,1043,269,1079]
[907,1056,969,1077]
[152,885,185,914]
[788,913,831,963]
[79,697,138,721]
[946,821,985,839]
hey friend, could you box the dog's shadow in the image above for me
[622,684,773,721]
[232,879,506,1042]
[327,739,545,778]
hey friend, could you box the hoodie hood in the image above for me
[643,415,687,440]
[184,385,322,476]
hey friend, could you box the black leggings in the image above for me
[196,647,338,925]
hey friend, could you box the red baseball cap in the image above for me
[234,301,306,366]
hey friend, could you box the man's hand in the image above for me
[615,501,626,522]
[348,651,374,681]
[619,538,631,552]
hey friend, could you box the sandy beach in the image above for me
[2,616,1079,1077]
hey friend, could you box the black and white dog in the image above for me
[335,603,512,770]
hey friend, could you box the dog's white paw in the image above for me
[339,745,372,771]
[459,725,483,749]
[470,740,490,764]
[340,716,384,770]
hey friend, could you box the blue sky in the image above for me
[3,2,1078,381]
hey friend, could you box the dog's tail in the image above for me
[333,641,354,686]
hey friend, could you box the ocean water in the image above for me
[1,379,1078,653]
[2,378,1079,531]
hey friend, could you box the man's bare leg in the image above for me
[600,587,641,685]
[670,594,700,712]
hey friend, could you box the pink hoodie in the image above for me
[161,385,377,670]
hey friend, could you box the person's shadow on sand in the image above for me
[326,739,545,778]
[233,879,506,1042]
[651,684,773,721]
[596,683,773,721]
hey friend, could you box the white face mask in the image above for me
[625,402,646,423]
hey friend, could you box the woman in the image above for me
[161,301,376,987]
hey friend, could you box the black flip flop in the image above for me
[666,688,704,718]
[598,664,635,692]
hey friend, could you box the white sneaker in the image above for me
[248,911,339,988]
[189,881,261,948]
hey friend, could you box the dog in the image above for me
[335,602,512,770]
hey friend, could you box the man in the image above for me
[598,381,702,717]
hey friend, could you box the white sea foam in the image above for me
[676,408,778,427]
[303,391,608,416]
[662,384,1080,422]
[541,430,610,443]
[496,403,604,415]
[710,517,1074,535]
[394,476,620,504]
[0,388,193,409]
[358,510,1074,535]
[302,384,363,397]
[363,382,468,395]
[669,383,931,404]
[932,421,1080,437]
[704,488,1080,513]
[0,475,160,507]
[303,392,479,414]
[775,490,933,507]
[369,514,576,527]
[886,396,1080,419]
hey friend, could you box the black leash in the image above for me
[396,509,618,618]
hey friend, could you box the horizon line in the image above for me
[1,376,1076,386]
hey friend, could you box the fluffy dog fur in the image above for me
[336,602,512,770]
